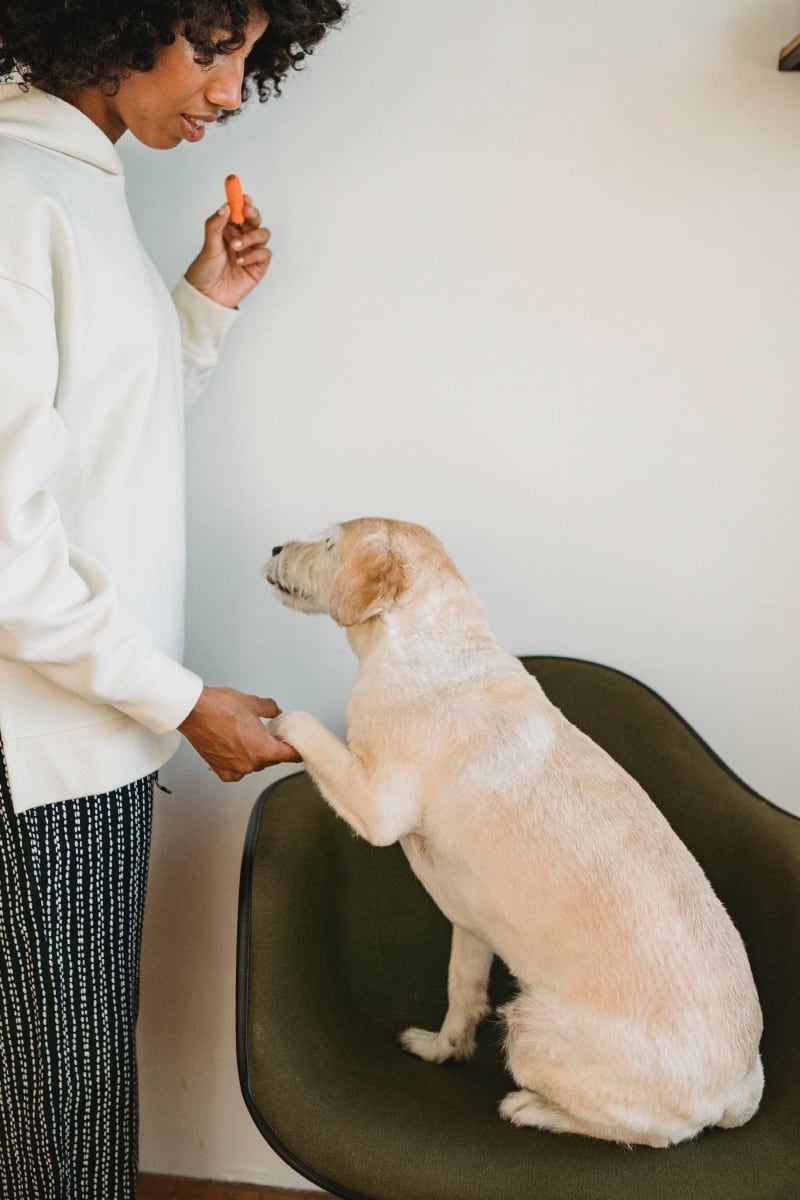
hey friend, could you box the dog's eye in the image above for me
[325,539,336,551]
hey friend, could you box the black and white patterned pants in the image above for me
[0,746,153,1200]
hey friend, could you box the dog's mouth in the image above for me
[266,571,313,604]
[266,574,292,596]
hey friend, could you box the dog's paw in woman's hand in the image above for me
[268,710,319,755]
[267,712,290,742]
[268,705,307,744]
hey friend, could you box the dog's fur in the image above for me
[265,518,763,1147]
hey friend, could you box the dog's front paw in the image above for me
[267,711,292,743]
[397,1026,476,1064]
[268,710,312,749]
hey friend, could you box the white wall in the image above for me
[121,0,800,1186]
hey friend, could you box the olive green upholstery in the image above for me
[237,656,800,1200]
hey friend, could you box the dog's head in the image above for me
[265,518,456,628]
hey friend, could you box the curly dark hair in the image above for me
[0,0,346,113]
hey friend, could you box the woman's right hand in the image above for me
[178,686,302,782]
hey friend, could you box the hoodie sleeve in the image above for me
[171,275,240,412]
[0,275,203,733]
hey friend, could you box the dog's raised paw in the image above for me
[268,710,316,750]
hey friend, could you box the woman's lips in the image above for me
[180,114,207,142]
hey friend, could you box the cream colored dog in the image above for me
[265,517,763,1147]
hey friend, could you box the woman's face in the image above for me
[65,9,270,146]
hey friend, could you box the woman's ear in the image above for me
[329,537,406,627]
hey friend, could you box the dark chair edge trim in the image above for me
[235,768,377,1200]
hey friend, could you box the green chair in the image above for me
[237,656,800,1200]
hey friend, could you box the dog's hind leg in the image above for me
[498,1090,671,1147]
[399,926,493,1062]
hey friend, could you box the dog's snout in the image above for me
[272,545,284,558]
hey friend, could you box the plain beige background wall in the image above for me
[120,0,800,1186]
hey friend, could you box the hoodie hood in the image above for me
[0,83,123,176]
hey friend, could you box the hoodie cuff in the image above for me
[171,275,239,364]
[112,647,204,734]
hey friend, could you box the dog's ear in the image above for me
[329,537,407,627]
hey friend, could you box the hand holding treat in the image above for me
[183,175,272,309]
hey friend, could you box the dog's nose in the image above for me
[272,545,284,557]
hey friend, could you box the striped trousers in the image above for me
[0,746,153,1200]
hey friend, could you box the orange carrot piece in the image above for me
[225,174,245,225]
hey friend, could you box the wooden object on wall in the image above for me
[779,33,800,70]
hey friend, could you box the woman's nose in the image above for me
[205,54,246,112]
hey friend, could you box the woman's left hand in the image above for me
[183,195,272,309]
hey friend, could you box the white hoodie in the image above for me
[0,83,239,812]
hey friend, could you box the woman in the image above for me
[0,1,344,1195]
